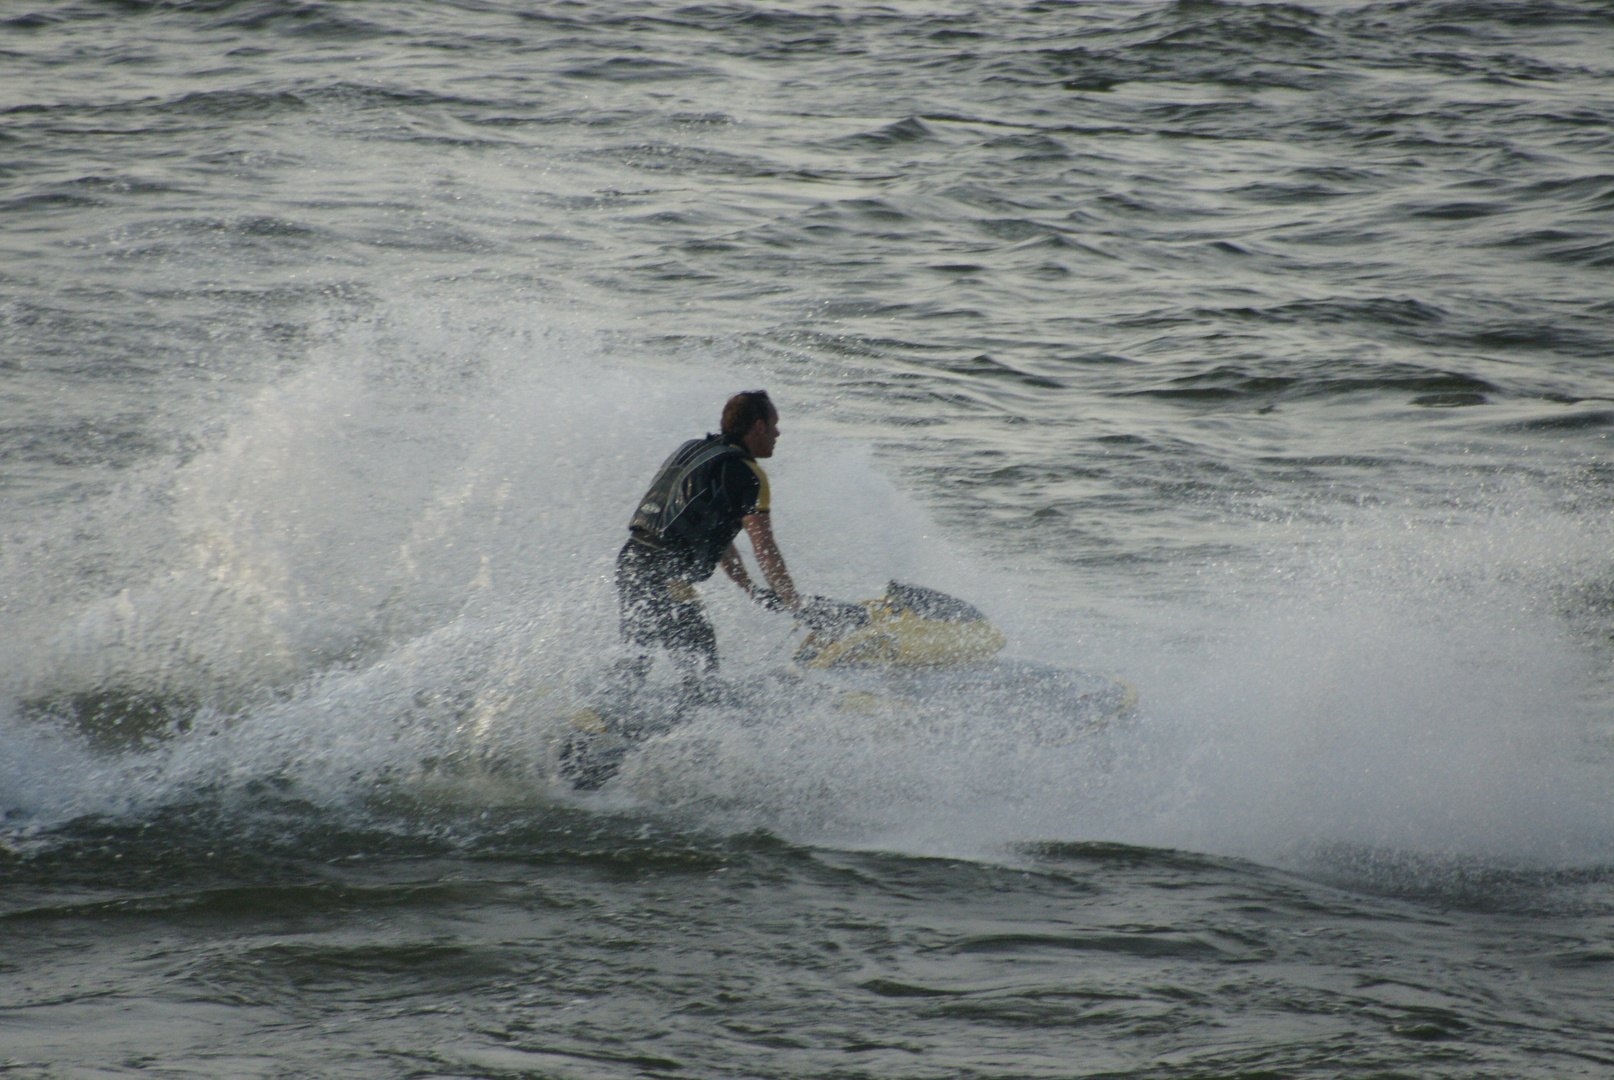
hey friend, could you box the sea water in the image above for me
[3,1,1613,1076]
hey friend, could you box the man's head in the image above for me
[721,390,780,458]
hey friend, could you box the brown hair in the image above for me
[721,390,775,440]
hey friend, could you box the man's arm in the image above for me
[742,512,799,609]
[719,544,757,595]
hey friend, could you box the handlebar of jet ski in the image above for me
[796,595,873,638]
[752,590,870,638]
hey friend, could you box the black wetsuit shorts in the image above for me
[615,540,719,673]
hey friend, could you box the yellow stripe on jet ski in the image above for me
[568,707,608,734]
[1115,680,1138,716]
[836,690,916,715]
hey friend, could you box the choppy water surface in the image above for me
[3,1,1614,1076]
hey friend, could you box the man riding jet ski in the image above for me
[615,390,800,687]
[565,390,1131,789]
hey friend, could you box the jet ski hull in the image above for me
[554,583,1135,790]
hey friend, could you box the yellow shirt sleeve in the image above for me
[743,459,771,513]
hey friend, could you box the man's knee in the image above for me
[663,602,718,671]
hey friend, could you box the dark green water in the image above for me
[8,799,1614,1077]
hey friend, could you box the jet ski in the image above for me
[555,582,1135,790]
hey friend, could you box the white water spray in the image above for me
[2,304,1611,882]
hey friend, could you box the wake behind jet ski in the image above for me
[556,582,1135,790]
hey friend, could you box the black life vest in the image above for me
[626,435,761,581]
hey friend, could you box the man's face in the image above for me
[748,410,780,458]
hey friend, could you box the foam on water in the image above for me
[3,303,1611,885]
[1077,513,1613,864]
